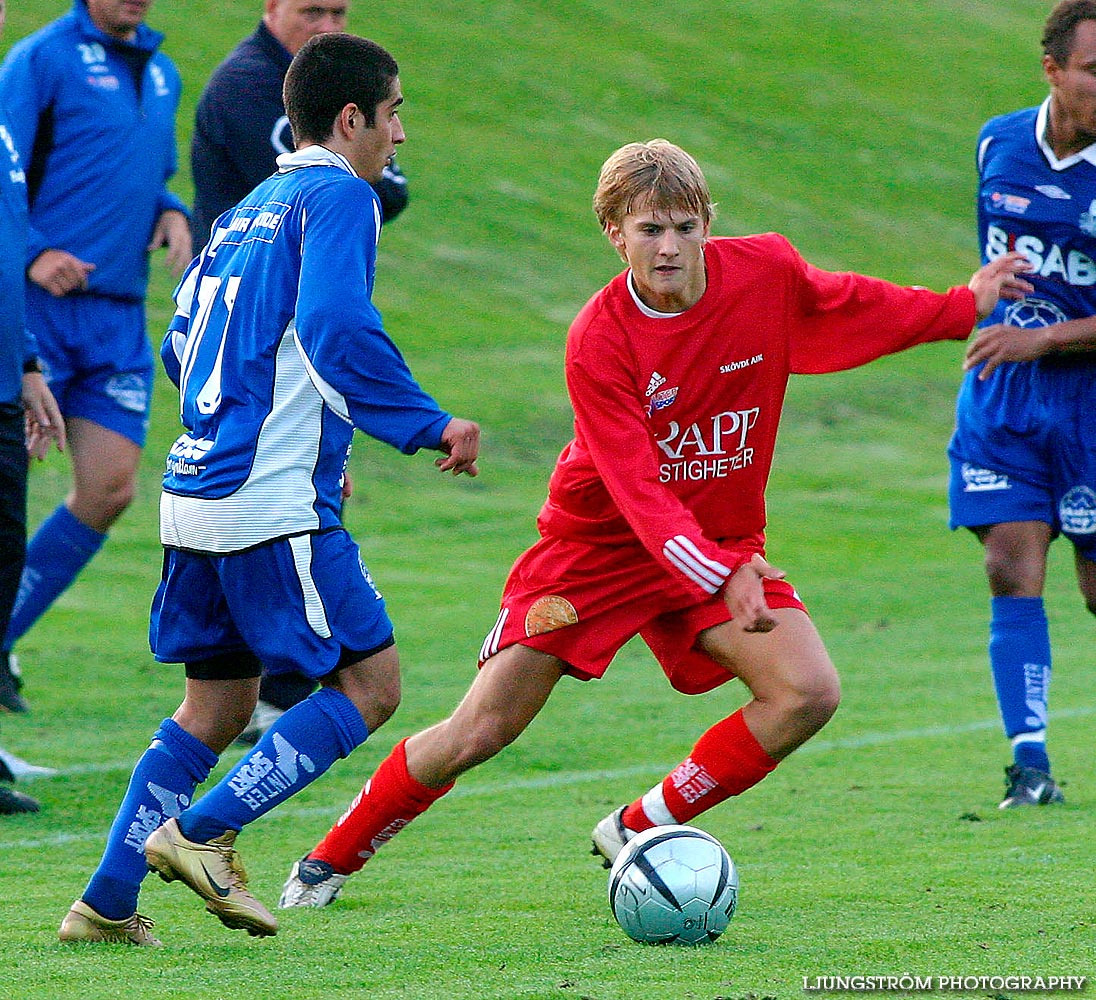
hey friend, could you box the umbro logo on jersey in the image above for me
[645,371,666,396]
[1035,184,1071,200]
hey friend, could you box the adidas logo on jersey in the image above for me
[645,371,666,397]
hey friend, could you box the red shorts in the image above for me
[478,534,806,694]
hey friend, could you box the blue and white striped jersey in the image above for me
[160,146,450,554]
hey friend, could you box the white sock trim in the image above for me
[640,784,676,826]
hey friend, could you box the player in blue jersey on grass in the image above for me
[192,0,411,747]
[0,0,66,814]
[0,0,191,712]
[949,0,1096,809]
[58,31,480,944]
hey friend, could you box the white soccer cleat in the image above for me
[590,805,638,869]
[278,857,348,909]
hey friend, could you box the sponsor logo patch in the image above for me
[961,463,1010,493]
[1060,485,1096,534]
[719,353,763,374]
[106,374,150,414]
[990,191,1030,215]
[524,595,578,636]
[649,386,678,412]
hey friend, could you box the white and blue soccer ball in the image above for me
[608,824,738,945]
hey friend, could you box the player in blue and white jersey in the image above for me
[948,0,1096,809]
[0,0,191,706]
[191,0,412,740]
[59,32,479,945]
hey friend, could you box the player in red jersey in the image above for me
[279,139,1033,907]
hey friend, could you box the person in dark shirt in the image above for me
[191,0,408,244]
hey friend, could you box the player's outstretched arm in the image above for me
[967,250,1034,321]
[435,417,480,476]
[721,553,786,634]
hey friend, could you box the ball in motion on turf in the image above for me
[608,824,738,944]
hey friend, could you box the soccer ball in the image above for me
[608,824,738,945]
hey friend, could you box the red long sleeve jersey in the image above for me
[537,234,977,599]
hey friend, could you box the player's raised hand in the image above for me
[967,251,1034,320]
[723,553,785,634]
[436,416,480,477]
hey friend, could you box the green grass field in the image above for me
[2,1,1093,998]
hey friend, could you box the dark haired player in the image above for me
[948,0,1096,809]
[58,32,478,945]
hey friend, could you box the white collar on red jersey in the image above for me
[626,271,685,318]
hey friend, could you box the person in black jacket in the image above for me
[191,0,408,244]
[190,0,410,743]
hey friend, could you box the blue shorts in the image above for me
[27,286,153,446]
[948,359,1096,558]
[149,529,394,678]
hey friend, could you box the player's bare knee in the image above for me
[778,672,840,735]
[358,683,400,733]
[71,480,135,530]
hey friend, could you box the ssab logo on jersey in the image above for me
[985,224,1096,286]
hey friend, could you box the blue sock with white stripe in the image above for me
[83,719,218,920]
[4,504,105,648]
[178,687,368,843]
[989,596,1051,773]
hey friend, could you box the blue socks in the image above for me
[989,596,1052,773]
[82,691,366,917]
[4,504,105,649]
[178,687,368,844]
[83,719,218,920]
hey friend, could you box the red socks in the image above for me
[311,738,453,875]
[621,710,777,831]
[312,713,775,873]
